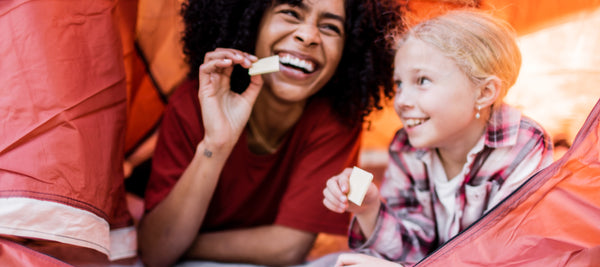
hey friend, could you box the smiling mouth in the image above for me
[279,54,316,74]
[404,118,427,128]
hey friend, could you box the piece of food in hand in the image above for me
[248,55,280,76]
[347,166,374,206]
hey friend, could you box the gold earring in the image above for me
[475,106,481,119]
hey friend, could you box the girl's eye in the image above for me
[417,76,430,85]
[394,80,402,92]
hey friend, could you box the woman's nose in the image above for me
[294,24,321,47]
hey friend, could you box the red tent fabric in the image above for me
[416,98,600,266]
[0,0,135,262]
[0,239,71,267]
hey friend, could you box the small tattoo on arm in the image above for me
[203,148,213,158]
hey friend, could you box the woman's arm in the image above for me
[138,49,262,267]
[185,225,316,266]
[138,140,231,267]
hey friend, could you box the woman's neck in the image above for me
[247,91,307,154]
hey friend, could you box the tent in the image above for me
[0,0,136,265]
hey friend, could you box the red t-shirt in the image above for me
[145,79,358,235]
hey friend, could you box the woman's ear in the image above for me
[476,76,501,108]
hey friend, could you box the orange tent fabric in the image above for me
[0,0,135,262]
[120,0,187,185]
[416,98,600,266]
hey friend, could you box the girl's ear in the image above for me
[476,76,501,108]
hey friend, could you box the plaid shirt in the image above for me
[348,104,554,265]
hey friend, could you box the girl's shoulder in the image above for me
[485,104,550,148]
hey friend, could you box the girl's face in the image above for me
[393,37,483,152]
[255,0,345,103]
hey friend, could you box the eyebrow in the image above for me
[296,2,346,24]
[323,12,345,24]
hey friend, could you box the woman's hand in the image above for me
[335,253,404,267]
[323,168,381,215]
[197,48,263,149]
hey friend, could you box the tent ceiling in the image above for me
[406,0,600,35]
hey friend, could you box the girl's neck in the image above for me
[436,121,488,180]
[436,148,468,180]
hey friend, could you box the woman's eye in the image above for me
[279,9,300,19]
[321,24,342,35]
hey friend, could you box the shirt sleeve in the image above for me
[348,151,436,263]
[144,81,201,212]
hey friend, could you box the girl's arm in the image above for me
[323,168,382,238]
[335,253,405,267]
[347,158,437,263]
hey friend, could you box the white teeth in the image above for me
[280,54,315,73]
[404,118,426,127]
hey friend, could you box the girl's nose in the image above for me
[394,89,415,110]
[294,24,321,47]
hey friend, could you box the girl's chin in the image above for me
[406,136,431,149]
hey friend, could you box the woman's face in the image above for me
[254,0,346,104]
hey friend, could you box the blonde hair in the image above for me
[397,10,521,108]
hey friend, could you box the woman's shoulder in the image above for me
[168,79,199,106]
[160,78,203,130]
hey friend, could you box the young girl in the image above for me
[323,10,554,266]
[138,0,402,266]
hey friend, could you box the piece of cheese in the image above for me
[347,166,374,206]
[248,55,280,76]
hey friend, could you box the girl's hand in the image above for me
[323,168,354,213]
[335,253,404,267]
[323,168,381,215]
[197,48,262,149]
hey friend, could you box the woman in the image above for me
[138,0,403,266]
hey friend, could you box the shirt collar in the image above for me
[484,103,522,148]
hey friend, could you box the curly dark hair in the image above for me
[181,0,404,126]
